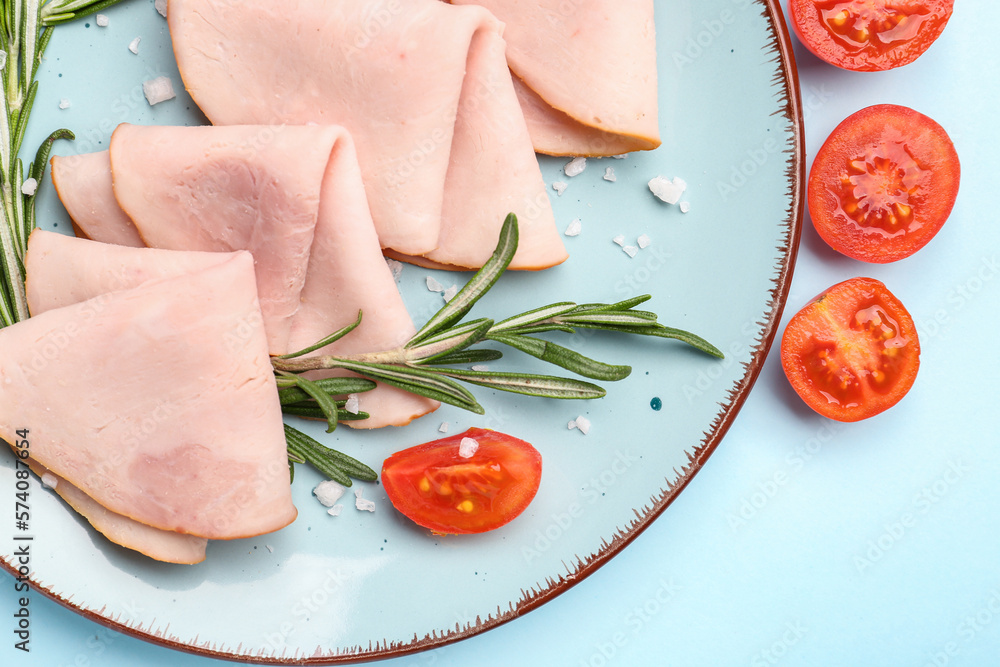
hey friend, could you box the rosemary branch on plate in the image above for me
[276,214,723,483]
[0,0,128,328]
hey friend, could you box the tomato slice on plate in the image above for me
[780,277,920,422]
[381,428,542,535]
[789,0,954,71]
[808,104,960,263]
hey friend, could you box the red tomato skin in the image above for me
[808,105,960,263]
[789,0,954,72]
[381,428,542,535]
[780,277,920,422]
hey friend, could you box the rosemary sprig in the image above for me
[273,213,723,421]
[0,0,128,328]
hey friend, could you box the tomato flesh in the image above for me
[780,277,919,422]
[381,428,542,534]
[808,105,960,263]
[790,0,954,71]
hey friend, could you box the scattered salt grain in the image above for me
[648,175,687,205]
[344,393,360,415]
[568,415,591,435]
[426,275,444,292]
[154,0,168,18]
[679,201,691,213]
[471,364,489,372]
[612,234,626,247]
[459,436,479,458]
[95,14,109,27]
[327,505,343,517]
[58,98,71,110]
[439,421,450,433]
[603,167,617,183]
[611,153,629,160]
[313,480,346,507]
[355,488,376,512]
[637,234,652,249]
[622,245,639,258]
[128,37,141,55]
[385,258,403,280]
[20,178,37,196]
[41,472,58,489]
[265,544,274,553]
[564,157,587,177]
[442,284,459,302]
[564,218,582,237]
[552,180,568,196]
[142,76,176,106]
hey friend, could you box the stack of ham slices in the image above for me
[1,239,296,563]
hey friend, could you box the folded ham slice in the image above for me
[50,123,438,428]
[451,0,661,156]
[168,0,566,270]
[0,251,296,541]
[50,150,144,247]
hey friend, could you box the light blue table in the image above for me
[4,1,998,665]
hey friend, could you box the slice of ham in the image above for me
[45,125,439,428]
[50,150,144,247]
[26,459,208,565]
[0,251,297,540]
[168,0,566,270]
[451,0,660,156]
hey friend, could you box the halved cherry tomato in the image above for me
[789,0,954,71]
[381,428,542,534]
[780,277,919,422]
[808,104,960,263]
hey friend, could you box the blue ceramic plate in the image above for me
[1,0,802,662]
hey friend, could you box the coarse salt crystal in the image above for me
[439,421,450,433]
[471,364,489,372]
[426,275,444,292]
[648,175,687,205]
[442,284,459,302]
[154,0,168,18]
[564,157,587,177]
[355,488,376,512]
[142,76,176,106]
[552,180,568,196]
[58,98,70,109]
[612,234,626,247]
[637,234,652,249]
[95,14,109,27]
[679,201,691,213]
[265,544,274,553]
[568,415,592,434]
[385,258,403,280]
[622,245,639,258]
[603,167,617,183]
[313,480,346,507]
[564,218,582,237]
[41,472,59,489]
[128,37,141,55]
[344,393,360,415]
[612,153,629,159]
[459,437,479,458]
[327,504,343,517]
[20,178,38,196]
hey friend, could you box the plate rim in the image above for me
[2,0,805,662]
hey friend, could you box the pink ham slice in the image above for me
[168,0,566,270]
[26,459,208,565]
[50,150,143,247]
[451,0,660,156]
[0,251,297,540]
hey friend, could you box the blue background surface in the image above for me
[3,1,999,665]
